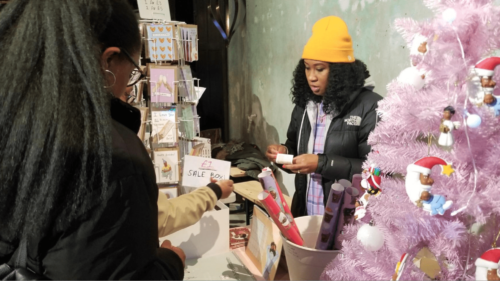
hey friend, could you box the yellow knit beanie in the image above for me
[302,16,355,63]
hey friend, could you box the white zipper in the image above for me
[296,109,307,154]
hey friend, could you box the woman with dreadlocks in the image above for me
[266,16,382,217]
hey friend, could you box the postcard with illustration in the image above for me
[154,148,180,184]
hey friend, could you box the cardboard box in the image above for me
[160,201,230,259]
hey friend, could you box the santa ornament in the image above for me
[405,157,455,215]
[475,248,500,280]
[361,166,382,195]
[475,57,500,116]
[358,166,382,214]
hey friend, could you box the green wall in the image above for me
[227,0,499,196]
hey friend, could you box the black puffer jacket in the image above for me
[0,100,185,279]
[280,86,382,217]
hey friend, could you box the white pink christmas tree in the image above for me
[322,0,500,280]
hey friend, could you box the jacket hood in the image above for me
[363,76,376,91]
[335,77,376,117]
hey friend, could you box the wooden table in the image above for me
[230,167,247,178]
[233,181,292,225]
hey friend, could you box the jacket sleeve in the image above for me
[158,183,221,237]
[315,103,378,181]
[279,106,300,174]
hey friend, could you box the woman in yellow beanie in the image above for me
[266,16,382,217]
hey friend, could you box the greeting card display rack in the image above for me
[130,17,210,194]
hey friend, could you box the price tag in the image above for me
[137,0,171,21]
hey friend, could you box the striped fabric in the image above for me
[307,102,326,215]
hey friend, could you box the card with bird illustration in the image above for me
[154,148,180,184]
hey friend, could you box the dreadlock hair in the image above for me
[291,59,370,114]
[0,0,141,242]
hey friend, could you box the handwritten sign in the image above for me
[137,0,171,21]
[182,155,231,188]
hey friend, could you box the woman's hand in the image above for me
[266,144,287,162]
[211,177,234,199]
[283,154,319,174]
[161,240,186,267]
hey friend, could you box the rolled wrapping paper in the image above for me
[257,191,304,246]
[337,179,352,188]
[275,153,293,165]
[258,169,302,238]
[316,183,345,250]
[332,186,359,250]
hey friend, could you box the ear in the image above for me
[100,47,121,70]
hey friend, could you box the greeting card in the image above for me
[154,148,179,183]
[193,105,200,135]
[148,64,178,104]
[179,104,195,140]
[151,107,177,144]
[180,25,198,62]
[191,137,210,158]
[245,206,283,281]
[137,107,149,141]
[145,23,175,61]
[178,65,195,101]
[179,137,210,162]
[129,66,146,104]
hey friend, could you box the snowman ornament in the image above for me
[405,156,454,215]
[475,248,500,280]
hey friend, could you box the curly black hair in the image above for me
[291,59,370,115]
[444,106,456,114]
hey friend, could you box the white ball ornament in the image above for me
[469,222,486,235]
[397,67,425,90]
[443,8,457,23]
[357,221,384,251]
[467,114,482,128]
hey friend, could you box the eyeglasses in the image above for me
[120,48,145,87]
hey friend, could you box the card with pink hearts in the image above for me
[148,64,178,104]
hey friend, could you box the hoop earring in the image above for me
[104,70,116,89]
